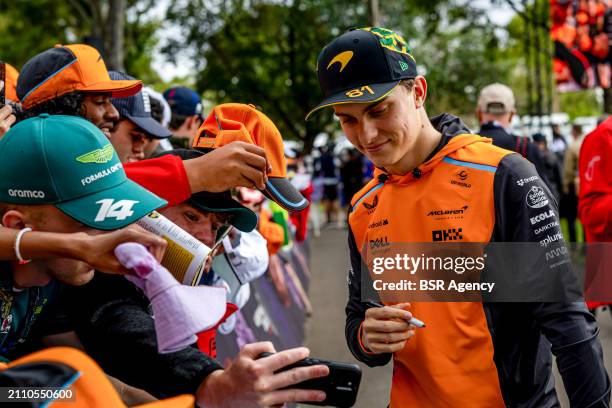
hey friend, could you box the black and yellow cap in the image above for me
[306,27,417,120]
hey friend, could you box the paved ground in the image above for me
[304,228,612,408]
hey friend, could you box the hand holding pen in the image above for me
[366,301,426,328]
[361,302,425,354]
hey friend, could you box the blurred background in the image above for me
[1,0,610,151]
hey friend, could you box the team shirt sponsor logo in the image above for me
[76,144,115,164]
[450,171,471,188]
[545,246,568,261]
[369,236,390,249]
[95,199,139,222]
[530,209,555,225]
[427,205,468,217]
[526,186,549,209]
[432,228,463,242]
[535,221,560,235]
[363,195,379,213]
[539,232,563,247]
[456,170,468,181]
[7,189,45,199]
[368,218,389,229]
[516,175,539,187]
[81,162,123,186]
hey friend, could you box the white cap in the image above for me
[144,86,172,128]
[477,83,516,114]
[222,229,269,284]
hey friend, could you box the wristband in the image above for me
[14,227,32,264]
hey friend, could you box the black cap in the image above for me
[155,149,258,232]
[306,27,417,120]
[109,71,172,139]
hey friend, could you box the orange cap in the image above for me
[4,63,19,102]
[194,103,308,211]
[17,44,142,109]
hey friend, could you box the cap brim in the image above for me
[264,178,309,212]
[189,195,258,232]
[56,179,167,231]
[80,79,142,99]
[305,81,400,121]
[128,115,172,139]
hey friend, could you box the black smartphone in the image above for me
[258,352,362,407]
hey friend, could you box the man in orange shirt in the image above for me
[307,27,609,407]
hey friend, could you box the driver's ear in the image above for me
[413,76,428,108]
[2,209,28,230]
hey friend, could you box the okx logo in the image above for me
[432,228,463,242]
[95,199,139,222]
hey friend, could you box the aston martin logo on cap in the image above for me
[76,144,115,164]
[327,51,354,73]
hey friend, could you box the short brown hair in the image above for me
[400,79,415,93]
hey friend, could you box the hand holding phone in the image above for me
[258,352,362,407]
[196,343,328,408]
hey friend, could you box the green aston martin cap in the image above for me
[0,114,167,230]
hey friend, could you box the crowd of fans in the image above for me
[0,44,329,407]
[0,30,610,407]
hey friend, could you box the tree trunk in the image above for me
[367,0,379,27]
[107,0,125,71]
[604,88,612,114]
[303,129,316,155]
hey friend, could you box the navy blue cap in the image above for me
[306,27,417,120]
[163,87,203,117]
[109,71,171,139]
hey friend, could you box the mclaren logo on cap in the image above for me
[327,51,354,73]
[76,144,115,164]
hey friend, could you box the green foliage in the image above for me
[559,91,601,120]
[124,7,162,85]
[0,0,79,68]
[165,0,374,149]
[6,0,593,147]
[415,25,513,117]
[164,0,514,149]
[504,1,602,117]
[0,0,161,83]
